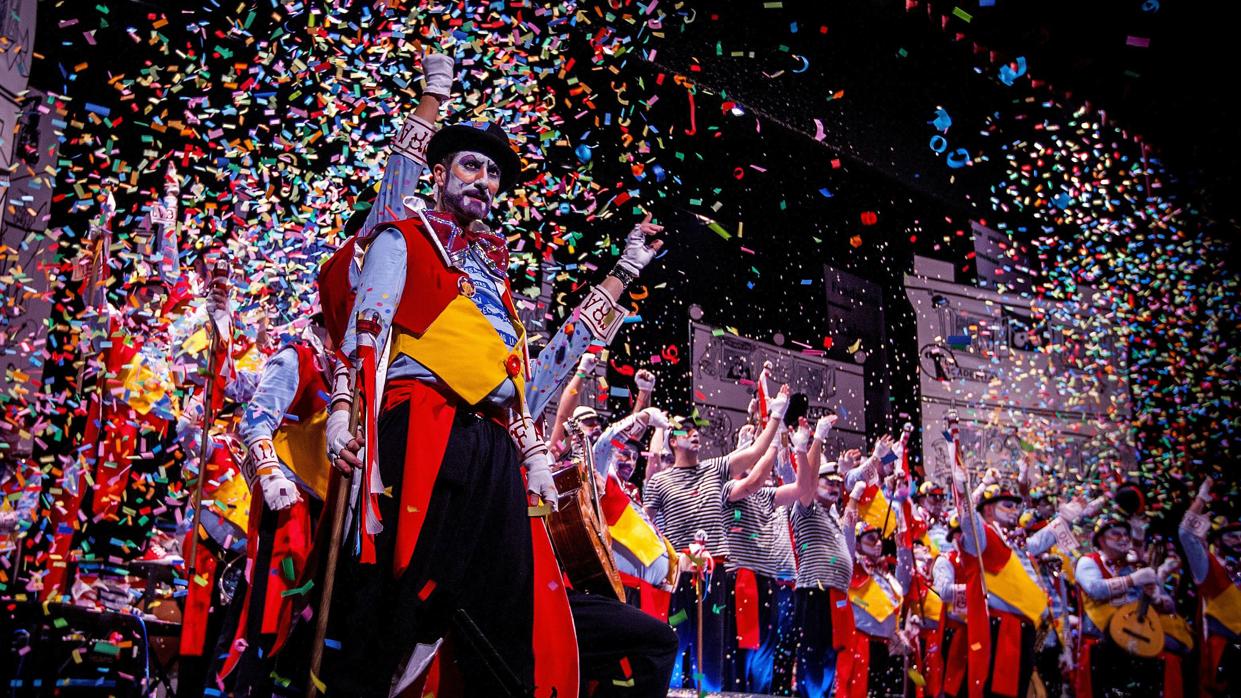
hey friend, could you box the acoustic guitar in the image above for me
[545,417,626,600]
[1107,542,1166,658]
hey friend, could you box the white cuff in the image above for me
[578,285,630,344]
[392,115,436,167]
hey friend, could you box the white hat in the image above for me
[818,459,841,478]
[571,405,600,421]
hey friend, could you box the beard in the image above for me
[441,175,493,221]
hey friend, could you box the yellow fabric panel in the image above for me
[182,327,209,355]
[120,360,168,416]
[608,505,666,567]
[391,294,527,406]
[235,345,267,374]
[920,587,944,623]
[860,490,898,538]
[985,552,1048,623]
[209,471,251,535]
[849,575,901,624]
[1206,583,1241,636]
[921,532,940,558]
[1161,613,1194,650]
[1081,593,1119,634]
[273,411,331,501]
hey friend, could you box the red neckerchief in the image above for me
[425,210,509,271]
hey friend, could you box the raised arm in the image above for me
[548,353,597,458]
[526,215,665,416]
[727,384,790,477]
[632,368,655,415]
[775,421,814,507]
[1179,478,1214,584]
[843,481,865,558]
[726,441,779,503]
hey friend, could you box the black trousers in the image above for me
[794,587,837,698]
[322,403,534,697]
[668,569,728,691]
[1089,638,1165,698]
[983,615,1035,698]
[206,497,322,697]
[570,590,678,698]
[723,570,796,694]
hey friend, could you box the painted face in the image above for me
[988,498,1021,529]
[673,428,701,453]
[817,477,841,504]
[1099,526,1132,558]
[924,493,947,518]
[435,151,501,221]
[614,447,637,482]
[860,532,883,558]
[580,417,603,442]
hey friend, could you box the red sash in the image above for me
[734,568,762,650]
[178,526,219,656]
[618,571,672,621]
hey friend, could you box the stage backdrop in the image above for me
[1,1,52,458]
[690,321,867,462]
[905,255,1134,486]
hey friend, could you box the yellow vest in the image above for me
[850,574,902,624]
[390,294,528,407]
[860,488,898,538]
[1206,582,1241,636]
[983,533,1048,623]
[273,411,331,501]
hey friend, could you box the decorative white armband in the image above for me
[1103,575,1130,600]
[951,584,968,616]
[1182,510,1211,539]
[578,285,630,344]
[330,362,352,408]
[244,438,280,487]
[508,411,547,463]
[392,115,436,166]
[1049,516,1080,555]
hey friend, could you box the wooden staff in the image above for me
[185,261,229,575]
[307,311,379,698]
[948,411,989,599]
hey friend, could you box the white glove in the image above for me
[872,435,893,461]
[1128,567,1158,588]
[577,352,599,376]
[735,424,756,450]
[0,510,17,535]
[421,52,454,101]
[326,408,352,458]
[524,451,560,512]
[768,388,790,420]
[791,424,812,453]
[814,415,837,441]
[616,223,661,276]
[1083,496,1107,518]
[1058,499,1085,524]
[259,467,302,511]
[205,278,231,335]
[1198,478,1214,502]
[639,407,669,430]
[634,369,656,392]
[176,392,205,436]
[850,481,868,500]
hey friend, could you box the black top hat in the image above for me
[426,122,522,193]
[1092,516,1131,547]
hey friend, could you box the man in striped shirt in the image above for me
[720,417,815,693]
[643,384,791,691]
[791,416,853,697]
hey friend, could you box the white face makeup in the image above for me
[860,532,882,558]
[1099,527,1132,558]
[436,150,501,221]
[817,478,841,504]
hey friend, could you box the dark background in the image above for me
[28,0,1238,521]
